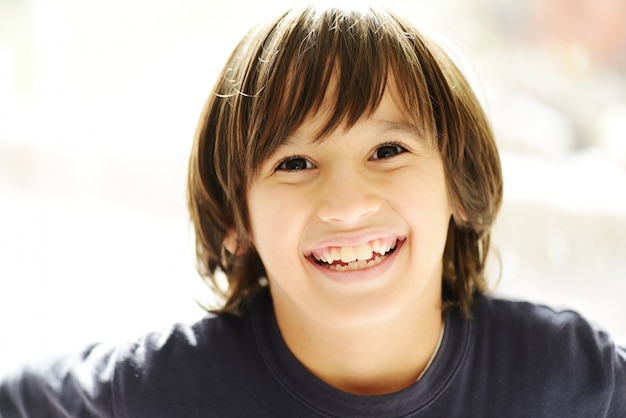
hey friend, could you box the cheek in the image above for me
[247,186,307,269]
[389,168,451,217]
[389,170,452,244]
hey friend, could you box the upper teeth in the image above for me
[312,239,396,265]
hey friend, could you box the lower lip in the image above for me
[306,239,405,284]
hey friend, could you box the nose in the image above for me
[316,165,382,224]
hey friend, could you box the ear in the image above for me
[454,201,469,223]
[223,229,244,255]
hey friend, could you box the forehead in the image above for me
[285,80,429,145]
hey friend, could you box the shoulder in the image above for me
[0,313,253,417]
[474,295,599,334]
[473,295,616,349]
[108,292,291,416]
[114,311,253,381]
[110,313,255,412]
[471,295,619,364]
[120,312,247,366]
[466,295,626,413]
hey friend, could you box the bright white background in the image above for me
[1,0,625,373]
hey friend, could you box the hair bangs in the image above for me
[243,5,434,175]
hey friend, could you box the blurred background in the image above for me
[1,0,625,372]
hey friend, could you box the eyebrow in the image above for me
[282,118,430,149]
[370,119,432,149]
[372,120,425,137]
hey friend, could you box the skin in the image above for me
[245,82,452,395]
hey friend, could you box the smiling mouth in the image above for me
[309,238,401,272]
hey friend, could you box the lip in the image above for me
[305,238,405,284]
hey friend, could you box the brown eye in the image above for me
[371,144,407,160]
[277,157,315,171]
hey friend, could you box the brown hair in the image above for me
[187,4,502,317]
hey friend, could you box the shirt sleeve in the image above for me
[0,343,118,418]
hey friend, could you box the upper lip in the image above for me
[303,229,406,256]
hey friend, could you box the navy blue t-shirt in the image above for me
[1,289,625,417]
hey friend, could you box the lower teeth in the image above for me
[313,243,399,272]
[326,255,383,271]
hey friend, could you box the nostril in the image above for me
[316,166,382,223]
[317,195,381,224]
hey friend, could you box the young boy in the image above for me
[1,3,625,417]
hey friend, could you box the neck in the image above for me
[273,291,444,395]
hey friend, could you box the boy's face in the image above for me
[246,84,452,329]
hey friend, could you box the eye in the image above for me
[370,143,407,160]
[276,156,316,171]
